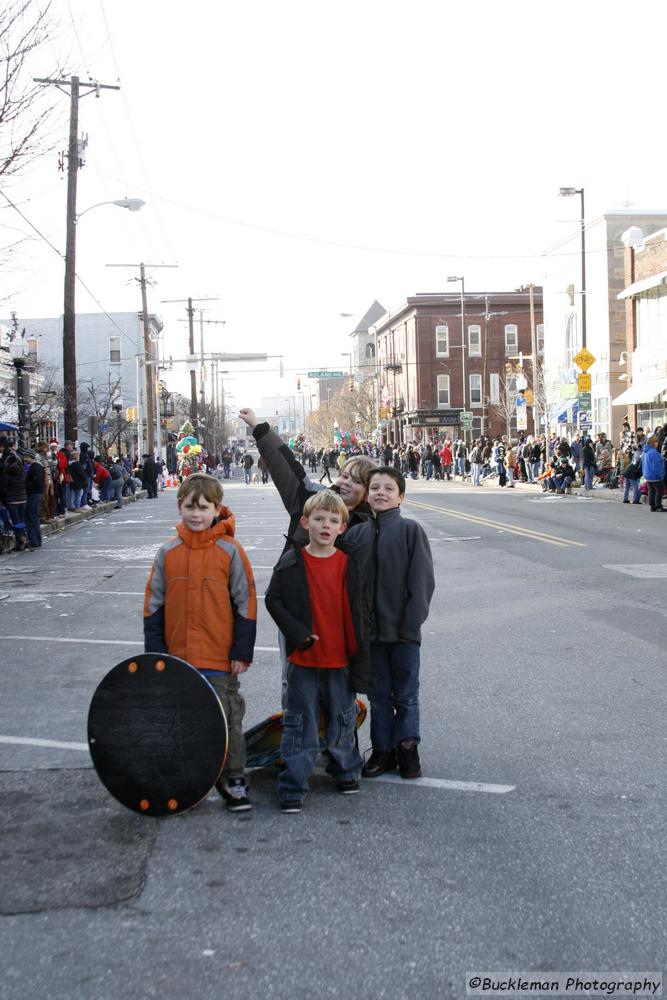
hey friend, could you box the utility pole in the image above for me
[528,283,538,436]
[163,297,218,434]
[108,263,177,455]
[34,76,120,441]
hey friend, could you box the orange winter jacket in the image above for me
[143,507,256,671]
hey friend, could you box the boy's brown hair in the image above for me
[177,472,224,508]
[302,489,349,523]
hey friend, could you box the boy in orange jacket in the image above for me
[144,473,257,811]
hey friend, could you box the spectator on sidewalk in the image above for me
[0,451,28,551]
[94,456,111,501]
[641,436,665,512]
[622,435,644,504]
[107,458,125,510]
[24,449,45,548]
[67,450,88,510]
[582,437,596,492]
[56,441,74,514]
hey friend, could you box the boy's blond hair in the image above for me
[177,472,224,508]
[302,489,349,523]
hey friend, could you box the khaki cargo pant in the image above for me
[206,671,246,778]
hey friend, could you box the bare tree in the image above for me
[0,0,59,180]
[491,377,518,439]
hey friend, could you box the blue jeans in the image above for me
[424,460,433,480]
[623,477,640,502]
[584,466,594,490]
[26,493,42,546]
[279,664,363,801]
[531,461,541,482]
[6,502,27,543]
[369,642,421,750]
[110,479,124,507]
[69,488,83,509]
[456,457,465,477]
[471,463,482,485]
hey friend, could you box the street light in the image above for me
[112,394,124,458]
[63,197,145,443]
[447,275,468,442]
[559,187,587,349]
[8,341,31,451]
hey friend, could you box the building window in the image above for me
[594,396,610,437]
[536,323,544,355]
[565,313,579,370]
[109,336,121,364]
[504,324,518,356]
[468,325,481,356]
[365,342,375,359]
[469,373,482,406]
[437,374,450,407]
[435,324,449,357]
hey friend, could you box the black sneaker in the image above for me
[396,740,422,779]
[280,799,303,814]
[361,749,397,778]
[338,780,360,795]
[221,776,252,812]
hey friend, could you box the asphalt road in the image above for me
[0,478,665,1000]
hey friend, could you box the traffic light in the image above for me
[296,375,301,390]
[349,378,354,392]
[504,363,513,378]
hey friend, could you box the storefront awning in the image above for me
[612,377,667,406]
[617,270,667,299]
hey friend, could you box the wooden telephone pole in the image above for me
[161,297,218,434]
[108,264,177,455]
[34,76,120,441]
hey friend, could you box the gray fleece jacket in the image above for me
[346,506,435,644]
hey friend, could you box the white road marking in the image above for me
[372,772,515,794]
[2,737,515,793]
[603,563,667,578]
[0,635,279,650]
[0,735,88,751]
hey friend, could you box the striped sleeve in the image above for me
[218,539,257,662]
[143,545,168,652]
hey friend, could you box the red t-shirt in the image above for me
[290,548,358,669]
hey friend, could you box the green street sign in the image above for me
[307,370,345,379]
[460,411,474,421]
[578,391,592,410]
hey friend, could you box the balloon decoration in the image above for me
[175,420,204,477]
[288,432,305,454]
[333,426,357,451]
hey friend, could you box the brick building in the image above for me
[615,226,667,430]
[374,288,543,444]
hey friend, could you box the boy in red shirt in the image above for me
[265,491,369,813]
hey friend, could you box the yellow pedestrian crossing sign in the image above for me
[573,348,596,372]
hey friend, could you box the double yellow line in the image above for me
[404,498,586,548]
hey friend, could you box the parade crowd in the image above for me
[0,437,165,553]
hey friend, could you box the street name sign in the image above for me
[307,370,345,379]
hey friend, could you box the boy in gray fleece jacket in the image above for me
[346,466,434,779]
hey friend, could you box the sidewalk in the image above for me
[2,490,149,554]
[466,476,628,502]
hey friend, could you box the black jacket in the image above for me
[253,422,371,552]
[68,460,87,490]
[0,454,26,504]
[264,537,371,693]
[25,460,45,495]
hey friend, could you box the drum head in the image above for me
[88,653,228,816]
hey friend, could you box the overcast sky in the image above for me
[4,0,667,415]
